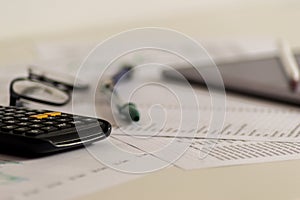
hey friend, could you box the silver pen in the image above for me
[101,65,140,122]
[278,39,300,91]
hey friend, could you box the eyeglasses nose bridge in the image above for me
[9,91,20,106]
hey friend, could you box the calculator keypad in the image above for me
[0,105,101,137]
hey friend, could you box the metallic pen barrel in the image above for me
[101,65,140,122]
[278,39,300,91]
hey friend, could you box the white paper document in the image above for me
[1,37,300,200]
[0,137,169,200]
[115,135,300,170]
[112,78,300,142]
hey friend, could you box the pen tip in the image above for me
[119,103,140,122]
[128,103,140,122]
[290,80,299,92]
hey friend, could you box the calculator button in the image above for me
[1,125,18,132]
[31,119,43,123]
[2,116,14,121]
[43,121,58,126]
[44,112,61,117]
[19,117,30,121]
[7,106,17,109]
[15,110,26,114]
[18,122,32,126]
[41,126,58,132]
[56,118,72,122]
[4,113,15,116]
[30,114,48,119]
[14,114,26,118]
[26,112,38,115]
[56,123,72,129]
[47,116,57,120]
[13,127,31,134]
[30,124,44,129]
[26,129,45,136]
[5,120,20,124]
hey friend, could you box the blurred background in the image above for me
[1,0,300,51]
[0,0,299,83]
[1,0,300,40]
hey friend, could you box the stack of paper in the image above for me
[1,37,299,200]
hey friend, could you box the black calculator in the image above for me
[0,105,111,155]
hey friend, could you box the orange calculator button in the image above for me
[44,112,62,117]
[30,114,49,119]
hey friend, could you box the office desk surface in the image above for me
[1,3,300,200]
[77,161,300,200]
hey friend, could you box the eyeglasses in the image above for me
[9,66,88,107]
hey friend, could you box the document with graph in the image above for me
[112,78,300,143]
[114,135,300,170]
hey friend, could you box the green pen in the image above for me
[101,65,140,122]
